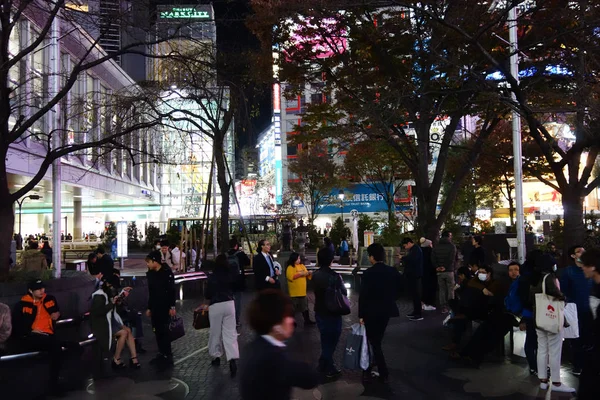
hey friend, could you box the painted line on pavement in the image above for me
[174,345,208,365]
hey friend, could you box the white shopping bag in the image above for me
[348,323,371,370]
[512,328,526,358]
[535,274,565,334]
[563,303,579,339]
[358,324,370,370]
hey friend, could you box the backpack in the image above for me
[228,250,241,271]
[228,251,244,291]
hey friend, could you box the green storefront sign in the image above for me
[159,7,211,19]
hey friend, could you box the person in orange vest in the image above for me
[12,279,79,395]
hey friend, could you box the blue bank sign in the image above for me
[318,184,389,214]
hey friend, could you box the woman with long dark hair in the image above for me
[90,280,140,369]
[206,254,240,377]
[285,252,314,326]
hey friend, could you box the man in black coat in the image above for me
[359,243,402,383]
[145,251,177,366]
[96,245,119,287]
[252,239,280,291]
[228,237,251,326]
[401,237,424,321]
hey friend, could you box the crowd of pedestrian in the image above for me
[2,230,600,400]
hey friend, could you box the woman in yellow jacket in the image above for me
[286,253,316,326]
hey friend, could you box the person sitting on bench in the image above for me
[11,279,79,395]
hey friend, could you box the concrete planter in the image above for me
[0,271,95,318]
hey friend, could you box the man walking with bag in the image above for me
[145,250,177,367]
[359,243,402,383]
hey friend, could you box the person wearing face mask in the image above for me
[578,248,600,400]
[559,245,592,376]
[446,265,506,355]
[453,262,520,366]
[239,289,319,400]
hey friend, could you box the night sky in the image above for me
[153,0,272,148]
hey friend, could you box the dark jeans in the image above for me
[315,313,342,372]
[523,316,538,371]
[24,333,78,386]
[461,312,514,363]
[451,318,468,345]
[364,317,390,378]
[151,314,172,358]
[406,277,422,316]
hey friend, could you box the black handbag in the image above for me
[325,274,351,315]
[168,316,186,342]
[193,304,210,329]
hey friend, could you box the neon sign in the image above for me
[159,7,211,19]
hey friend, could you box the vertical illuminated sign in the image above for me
[116,221,128,258]
[273,83,281,113]
[274,114,283,205]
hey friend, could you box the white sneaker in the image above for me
[539,382,549,390]
[551,383,576,393]
[423,305,437,311]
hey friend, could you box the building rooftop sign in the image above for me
[159,7,211,20]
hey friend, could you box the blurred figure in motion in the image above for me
[239,289,319,400]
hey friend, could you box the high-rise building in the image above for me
[148,4,234,223]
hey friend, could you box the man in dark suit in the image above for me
[253,239,280,291]
[359,243,401,383]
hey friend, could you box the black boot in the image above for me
[303,311,316,325]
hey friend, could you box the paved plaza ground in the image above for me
[19,286,578,400]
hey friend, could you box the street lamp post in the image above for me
[16,195,42,237]
[338,190,345,223]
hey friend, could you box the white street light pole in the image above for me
[50,14,62,276]
[508,6,526,264]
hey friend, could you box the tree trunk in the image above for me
[214,140,230,254]
[562,190,585,253]
[506,182,515,227]
[415,187,443,242]
[0,199,15,277]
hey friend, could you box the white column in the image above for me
[509,6,526,264]
[50,15,62,276]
